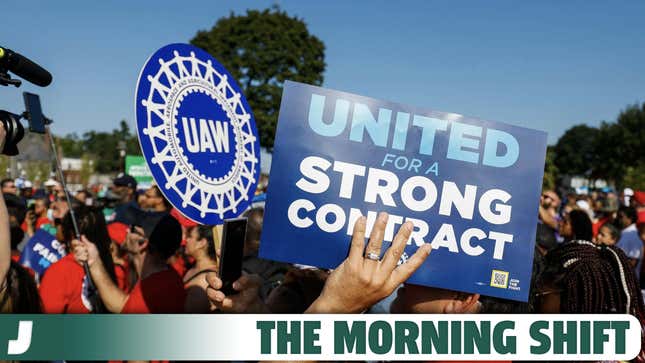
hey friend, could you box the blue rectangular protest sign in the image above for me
[19,229,66,277]
[260,81,547,301]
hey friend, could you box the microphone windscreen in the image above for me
[11,53,52,87]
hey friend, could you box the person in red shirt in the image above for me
[74,213,186,313]
[39,205,116,313]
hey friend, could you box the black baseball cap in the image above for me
[113,173,137,189]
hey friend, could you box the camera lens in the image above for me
[0,110,25,155]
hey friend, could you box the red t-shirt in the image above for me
[121,269,186,313]
[39,254,93,314]
[115,263,129,292]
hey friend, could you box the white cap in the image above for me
[624,188,634,196]
[44,179,59,187]
[22,180,33,189]
[576,200,591,211]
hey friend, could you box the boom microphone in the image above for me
[0,46,52,87]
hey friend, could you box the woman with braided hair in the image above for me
[536,240,645,361]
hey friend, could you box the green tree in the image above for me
[57,120,141,174]
[542,146,559,191]
[553,124,599,176]
[79,154,94,186]
[58,132,83,158]
[82,120,140,173]
[0,156,9,178]
[191,7,326,148]
[593,103,645,186]
[623,162,645,190]
[23,160,50,183]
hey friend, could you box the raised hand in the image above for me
[306,212,432,313]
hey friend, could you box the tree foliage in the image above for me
[542,146,559,191]
[58,120,140,174]
[191,7,326,148]
[553,124,599,176]
[553,103,645,188]
[592,103,645,186]
[623,162,645,190]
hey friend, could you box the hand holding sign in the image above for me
[306,212,432,313]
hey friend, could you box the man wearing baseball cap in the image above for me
[111,173,139,225]
[112,173,137,202]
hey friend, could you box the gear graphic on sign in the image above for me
[171,87,243,184]
[139,50,258,220]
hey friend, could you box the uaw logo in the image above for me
[135,44,260,224]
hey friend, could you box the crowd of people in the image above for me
[0,127,644,360]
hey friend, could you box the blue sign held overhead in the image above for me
[135,43,260,224]
[19,229,66,277]
[260,81,547,302]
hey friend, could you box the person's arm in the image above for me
[0,124,9,285]
[306,212,431,313]
[538,205,558,230]
[74,235,129,313]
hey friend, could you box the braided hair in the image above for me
[540,240,645,359]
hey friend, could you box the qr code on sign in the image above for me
[490,270,509,289]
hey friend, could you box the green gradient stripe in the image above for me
[0,314,243,360]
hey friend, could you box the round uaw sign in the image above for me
[135,43,260,224]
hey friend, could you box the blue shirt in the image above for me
[616,224,643,280]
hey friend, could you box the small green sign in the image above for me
[125,155,153,188]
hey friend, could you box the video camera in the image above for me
[0,46,53,156]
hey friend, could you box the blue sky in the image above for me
[3,0,644,144]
